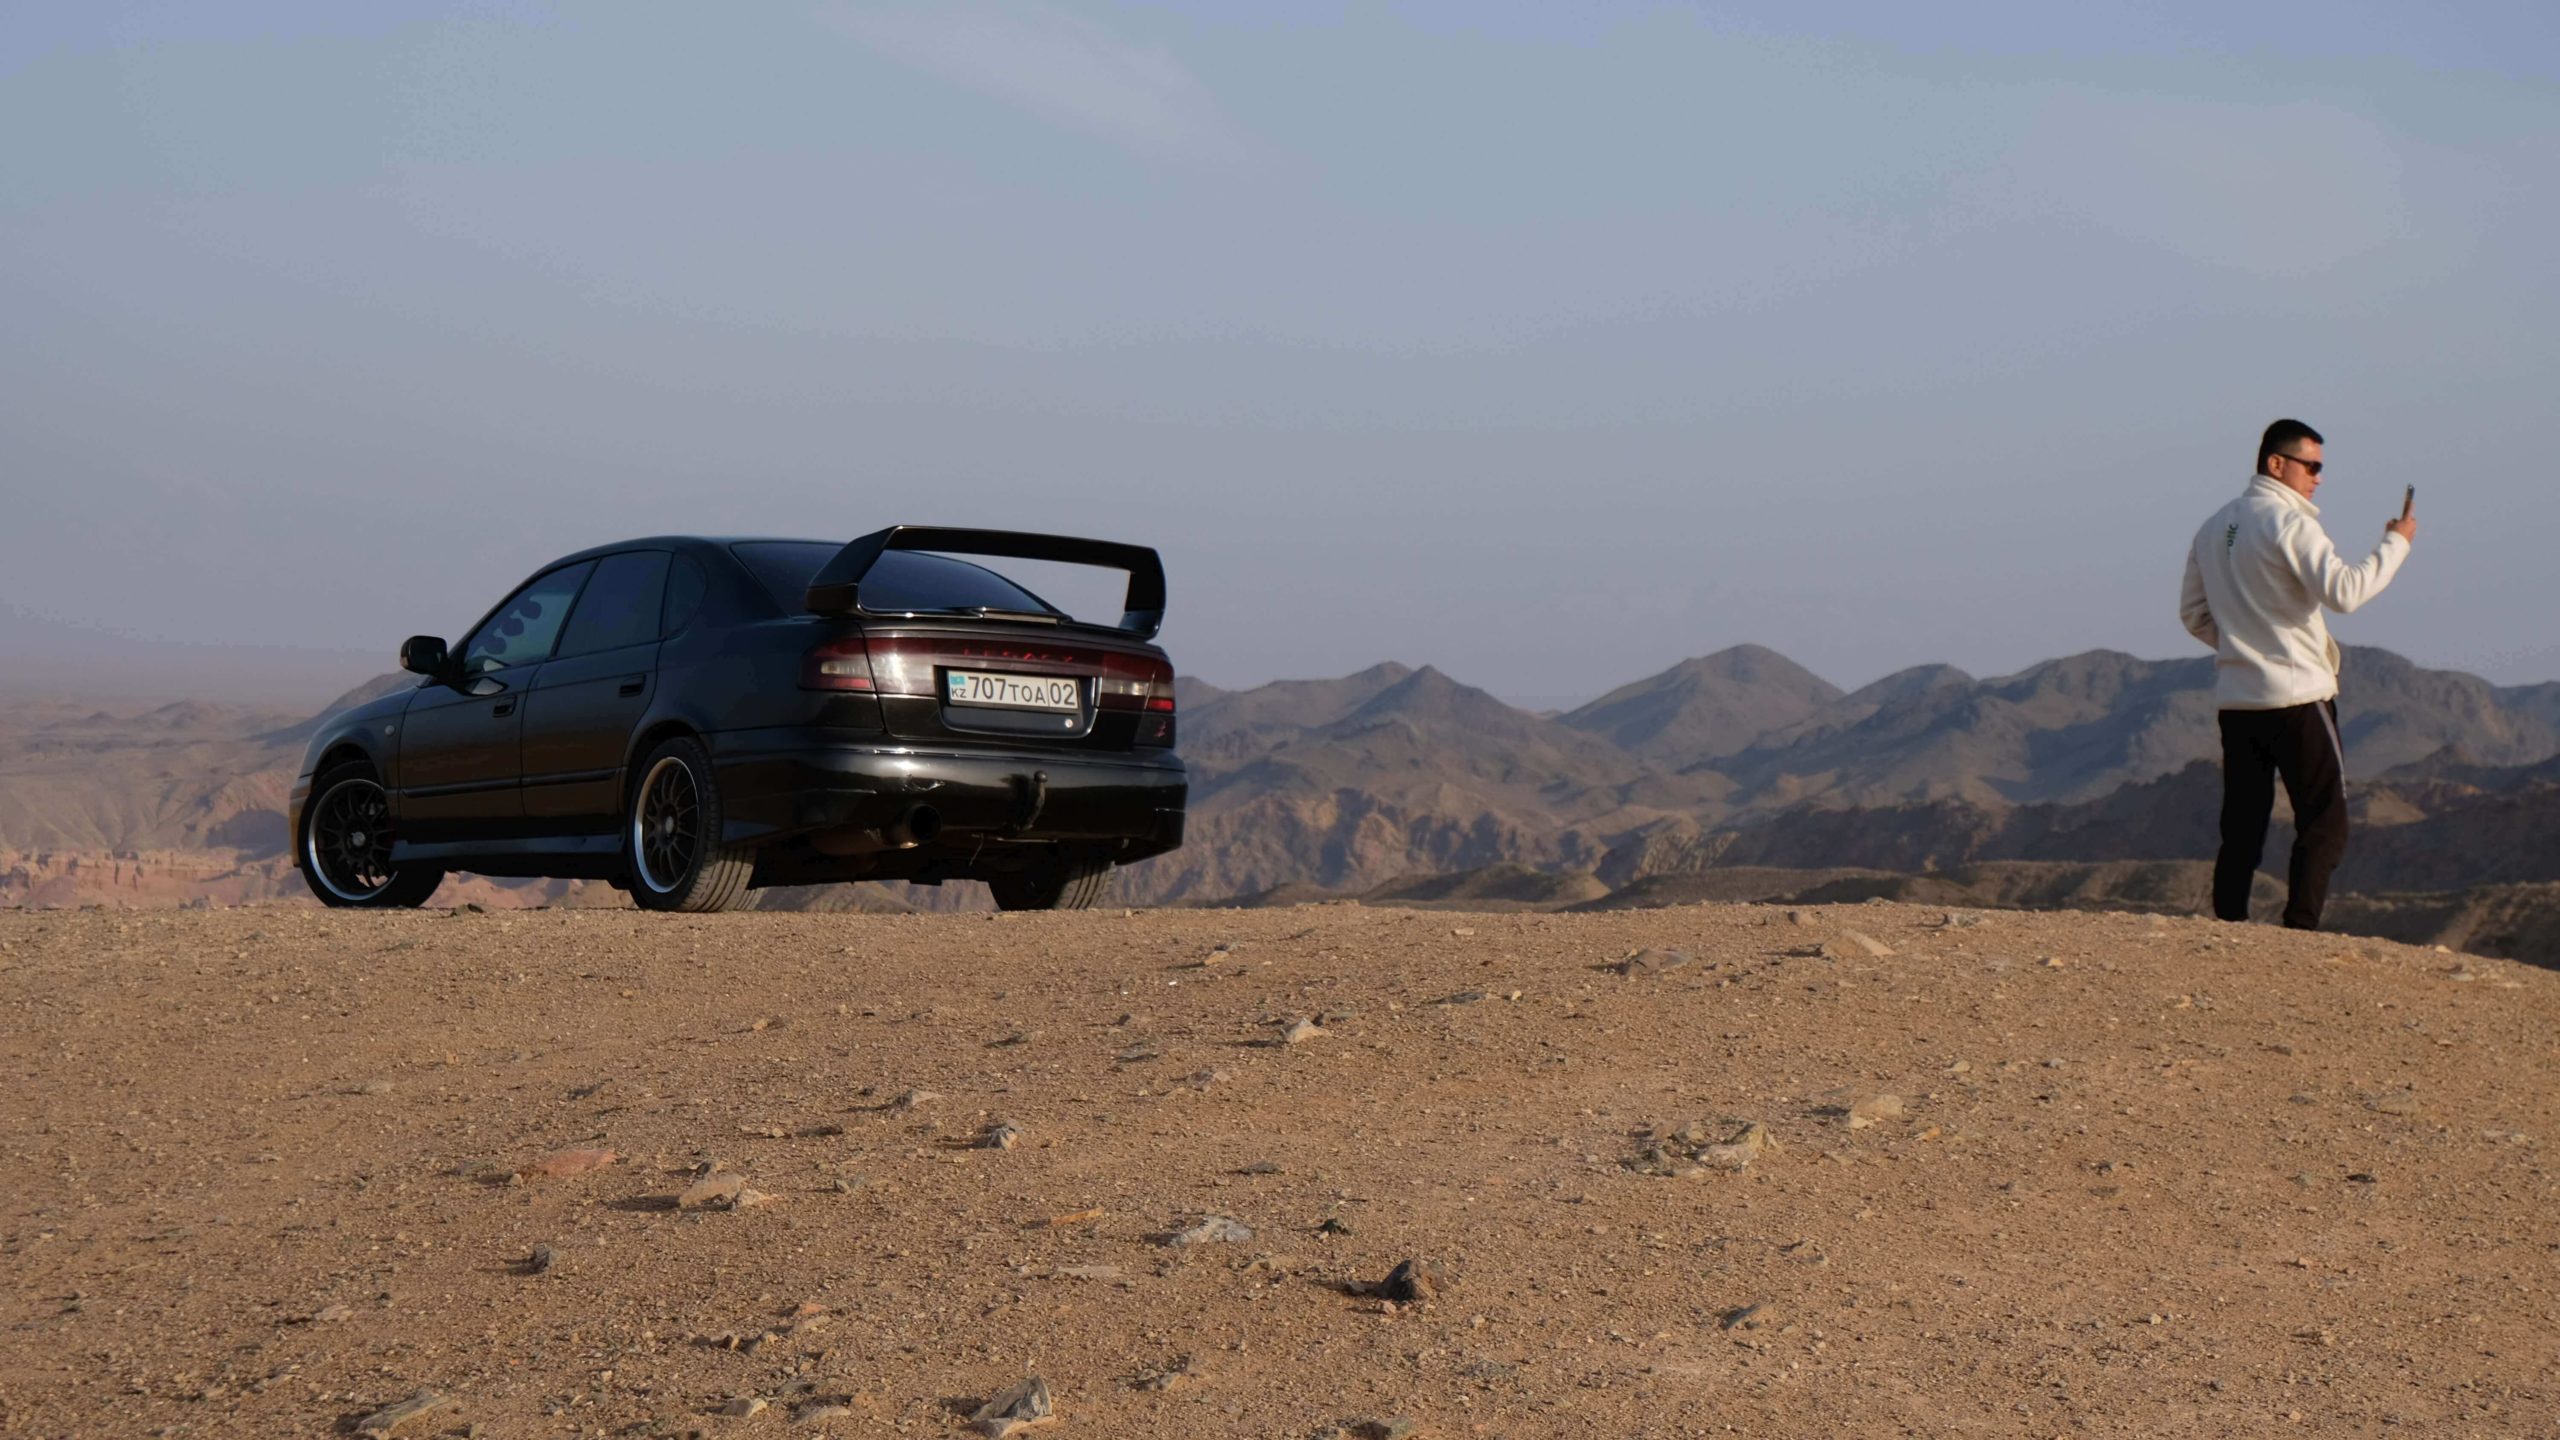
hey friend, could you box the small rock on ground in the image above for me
[1722,1302,1775,1331]
[1376,1257,1445,1303]
[678,1173,771,1210]
[1847,1094,1905,1129]
[968,1376,1055,1437]
[1614,948,1692,976]
[517,1147,617,1180]
[356,1390,456,1437]
[1165,1215,1254,1247]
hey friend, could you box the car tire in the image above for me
[626,735,754,913]
[988,848,1111,911]
[299,762,445,908]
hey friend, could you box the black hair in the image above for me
[2258,418,2324,475]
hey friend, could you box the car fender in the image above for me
[288,692,413,849]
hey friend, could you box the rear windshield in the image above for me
[730,541,1060,617]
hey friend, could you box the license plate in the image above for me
[944,670,1082,712]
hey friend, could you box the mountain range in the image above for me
[1153,643,2559,903]
[7,643,2557,962]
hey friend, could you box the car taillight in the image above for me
[1097,653,1176,713]
[800,635,876,691]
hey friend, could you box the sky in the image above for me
[3,1,2556,708]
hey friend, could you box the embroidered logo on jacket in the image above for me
[2224,523,2239,550]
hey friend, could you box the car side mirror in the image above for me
[400,635,452,680]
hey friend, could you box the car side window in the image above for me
[661,554,707,636]
[462,562,594,675]
[554,551,672,658]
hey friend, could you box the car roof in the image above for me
[542,536,836,568]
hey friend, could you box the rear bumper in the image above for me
[709,730,1186,858]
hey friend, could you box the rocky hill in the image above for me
[1560,644,1842,761]
[5,647,2555,942]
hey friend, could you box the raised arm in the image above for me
[2283,513,2410,614]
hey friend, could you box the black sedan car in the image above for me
[290,527,1185,912]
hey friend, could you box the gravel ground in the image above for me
[3,902,2555,1438]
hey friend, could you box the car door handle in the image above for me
[618,676,646,697]
[492,700,518,718]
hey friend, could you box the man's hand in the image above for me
[2387,490,2417,544]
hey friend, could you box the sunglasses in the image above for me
[2274,452,2323,477]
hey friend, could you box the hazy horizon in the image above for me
[3,599,2546,718]
[8,3,2557,703]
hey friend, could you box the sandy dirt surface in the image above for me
[3,903,2555,1438]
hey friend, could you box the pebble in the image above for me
[795,1402,853,1425]
[677,1173,748,1210]
[980,1121,1025,1151]
[1846,1094,1905,1130]
[1721,1302,1774,1331]
[356,1390,456,1437]
[1614,948,1692,976]
[1438,990,1490,1006]
[1376,1258,1445,1304]
[1165,1215,1254,1247]
[967,1377,1054,1438]
[718,1396,768,1418]
[517,1148,618,1180]
[1839,929,1895,958]
[890,1088,941,1111]
[352,1079,395,1096]
[525,1243,558,1275]
[2365,1088,2421,1117]
[1281,1018,1324,1046]
[1692,1136,1765,1172]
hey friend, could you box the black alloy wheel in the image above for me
[299,763,444,908]
[626,735,754,913]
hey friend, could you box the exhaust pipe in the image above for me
[812,804,943,856]
[886,804,941,848]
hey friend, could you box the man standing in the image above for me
[2179,419,2416,929]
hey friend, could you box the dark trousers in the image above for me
[2214,699,2350,929]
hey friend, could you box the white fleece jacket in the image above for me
[2180,475,2409,709]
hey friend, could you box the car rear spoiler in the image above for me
[803,526,1168,640]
